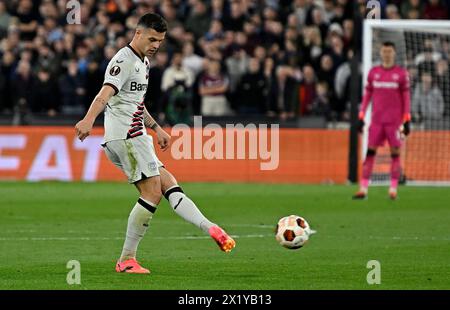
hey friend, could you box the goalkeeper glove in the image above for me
[357,119,365,133]
[402,113,411,136]
[357,111,365,133]
[402,121,410,136]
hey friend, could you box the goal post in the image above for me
[362,19,450,186]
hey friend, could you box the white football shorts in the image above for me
[102,135,164,183]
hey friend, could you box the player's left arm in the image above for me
[401,69,411,136]
[143,107,171,151]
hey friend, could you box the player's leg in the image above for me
[386,125,403,200]
[159,167,235,252]
[353,124,383,199]
[388,147,401,200]
[104,137,162,273]
[114,175,162,274]
[115,176,161,274]
[118,175,162,262]
[353,147,377,199]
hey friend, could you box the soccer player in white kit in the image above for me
[75,13,235,274]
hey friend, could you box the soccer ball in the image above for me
[275,215,311,249]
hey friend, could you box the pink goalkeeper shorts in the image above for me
[368,123,402,148]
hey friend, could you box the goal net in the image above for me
[362,20,450,186]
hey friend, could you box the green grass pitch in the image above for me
[0,182,449,290]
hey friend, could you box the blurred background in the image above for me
[1,0,450,184]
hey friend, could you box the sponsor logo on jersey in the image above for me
[373,81,399,89]
[130,81,148,91]
[110,66,121,76]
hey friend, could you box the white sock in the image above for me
[119,197,157,262]
[164,186,215,233]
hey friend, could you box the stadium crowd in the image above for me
[1,0,450,125]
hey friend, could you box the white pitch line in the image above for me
[0,233,449,242]
[0,234,274,241]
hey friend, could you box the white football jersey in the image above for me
[103,45,151,142]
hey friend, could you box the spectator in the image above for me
[85,60,103,111]
[100,44,117,73]
[323,0,337,23]
[276,56,302,119]
[161,51,194,124]
[185,0,211,40]
[243,20,262,51]
[412,72,445,121]
[317,54,335,93]
[416,45,441,78]
[222,0,246,32]
[58,59,86,115]
[342,19,354,51]
[405,8,422,19]
[15,0,39,42]
[334,50,353,120]
[199,59,230,116]
[301,26,323,69]
[211,0,224,20]
[161,51,194,92]
[435,58,450,116]
[385,4,401,19]
[400,0,424,19]
[0,50,15,112]
[146,51,169,117]
[424,0,448,20]
[36,43,59,75]
[236,57,268,115]
[311,81,331,120]
[31,68,59,116]
[298,64,317,116]
[263,56,279,115]
[327,33,345,69]
[182,41,204,77]
[311,7,329,42]
[0,0,12,38]
[203,19,224,43]
[75,43,90,75]
[225,44,249,109]
[293,0,311,28]
[11,60,34,125]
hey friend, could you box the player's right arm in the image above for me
[76,53,132,141]
[75,85,115,141]
[358,68,374,132]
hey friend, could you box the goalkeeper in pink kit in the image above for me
[353,42,411,200]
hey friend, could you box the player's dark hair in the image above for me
[382,41,396,50]
[137,13,167,33]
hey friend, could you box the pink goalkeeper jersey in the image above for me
[360,65,411,126]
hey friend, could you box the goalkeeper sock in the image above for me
[361,152,376,191]
[390,154,401,190]
[164,186,215,233]
[119,197,157,262]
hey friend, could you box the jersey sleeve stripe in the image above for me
[103,83,119,96]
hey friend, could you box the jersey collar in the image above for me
[127,44,144,63]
